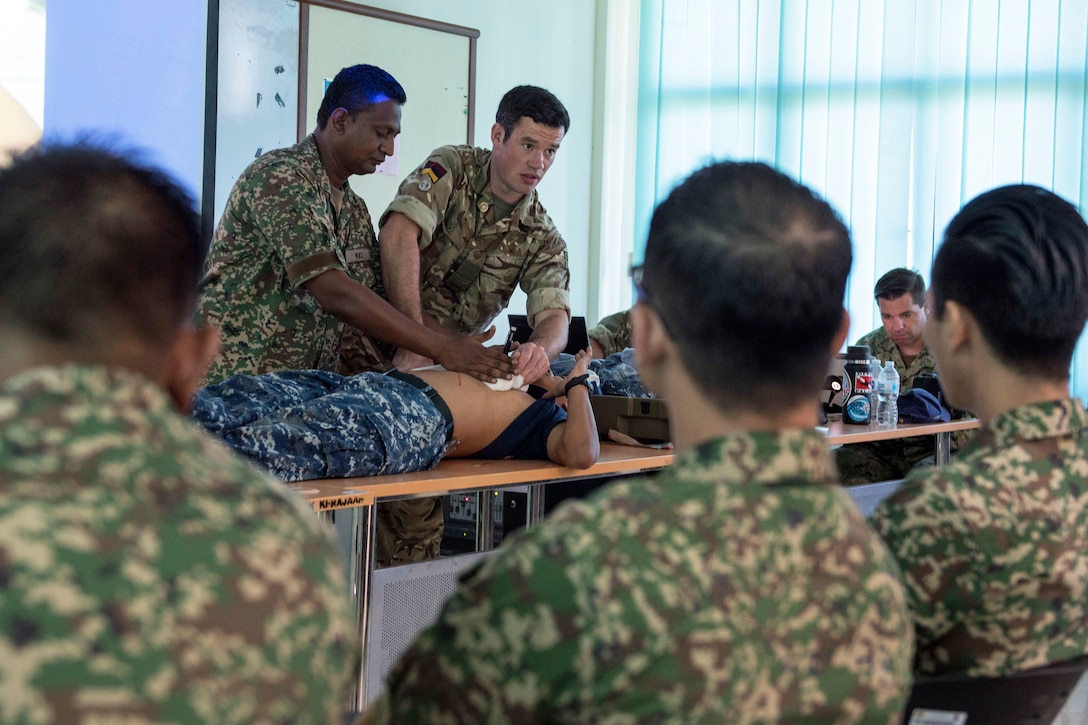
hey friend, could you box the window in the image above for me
[637,0,1088,395]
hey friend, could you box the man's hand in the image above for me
[432,326,515,382]
[510,340,551,382]
[542,348,593,400]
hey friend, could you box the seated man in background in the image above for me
[0,142,356,723]
[836,267,970,484]
[588,307,632,358]
[364,161,912,723]
[871,184,1088,677]
[193,349,600,481]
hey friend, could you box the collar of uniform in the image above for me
[299,133,346,197]
[671,428,837,488]
[474,147,543,229]
[0,363,175,420]
[986,397,1088,447]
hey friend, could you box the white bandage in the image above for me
[484,374,526,392]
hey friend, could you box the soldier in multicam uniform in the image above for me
[362,161,913,723]
[589,307,634,358]
[871,185,1088,677]
[197,64,512,385]
[0,142,356,723]
[835,268,972,484]
[370,85,574,565]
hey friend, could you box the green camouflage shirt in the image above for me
[0,365,357,723]
[589,308,633,356]
[855,326,935,393]
[198,134,391,383]
[370,429,913,723]
[841,327,971,476]
[871,398,1088,677]
[380,145,570,335]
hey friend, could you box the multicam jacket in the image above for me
[380,145,570,335]
[871,398,1088,677]
[370,429,914,723]
[198,134,391,383]
[589,308,633,357]
[0,365,356,724]
[856,326,936,394]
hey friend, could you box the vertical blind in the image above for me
[635,0,1088,395]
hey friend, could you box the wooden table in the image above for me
[821,417,980,464]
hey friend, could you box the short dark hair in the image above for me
[932,184,1088,380]
[495,85,570,139]
[874,268,925,306]
[0,139,204,349]
[316,64,406,130]
[641,161,852,411]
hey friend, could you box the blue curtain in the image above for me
[636,0,1088,396]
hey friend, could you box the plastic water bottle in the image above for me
[876,360,900,427]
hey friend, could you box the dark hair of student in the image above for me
[0,139,204,348]
[874,267,925,306]
[316,64,406,130]
[495,85,570,139]
[640,160,853,411]
[933,184,1088,379]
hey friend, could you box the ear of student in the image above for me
[490,123,505,146]
[160,325,220,413]
[631,303,669,368]
[832,309,850,356]
[941,300,973,353]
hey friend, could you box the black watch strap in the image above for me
[564,374,592,395]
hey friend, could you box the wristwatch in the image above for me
[564,372,596,396]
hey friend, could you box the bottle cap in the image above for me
[847,345,870,359]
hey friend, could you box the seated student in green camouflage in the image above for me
[871,185,1088,677]
[363,161,913,723]
[835,268,972,484]
[0,142,356,724]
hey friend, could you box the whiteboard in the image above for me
[303,4,473,221]
[213,0,300,226]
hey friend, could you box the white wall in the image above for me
[44,0,208,200]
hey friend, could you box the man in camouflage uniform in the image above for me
[372,85,573,564]
[363,162,913,723]
[835,267,971,484]
[589,307,633,357]
[0,142,356,723]
[198,64,511,385]
[871,185,1088,677]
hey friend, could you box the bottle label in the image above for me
[845,394,871,423]
[854,373,873,392]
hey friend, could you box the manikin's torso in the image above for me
[411,370,543,456]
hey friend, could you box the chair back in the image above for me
[903,656,1088,724]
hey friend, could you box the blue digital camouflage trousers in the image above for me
[192,370,450,481]
[551,348,651,398]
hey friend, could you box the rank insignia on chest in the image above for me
[418,160,447,191]
[346,248,370,263]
